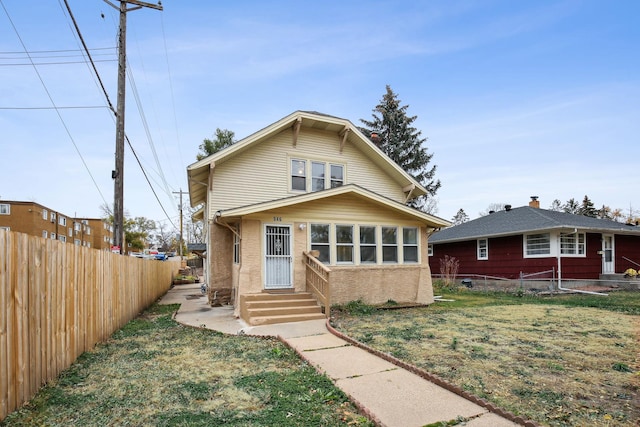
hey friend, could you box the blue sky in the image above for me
[1,0,638,231]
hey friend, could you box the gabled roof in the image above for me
[216,184,450,228]
[187,110,428,208]
[430,206,640,243]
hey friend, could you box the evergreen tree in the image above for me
[360,85,440,211]
[451,208,469,225]
[196,128,236,160]
[549,199,563,211]
[578,195,597,217]
[563,198,580,214]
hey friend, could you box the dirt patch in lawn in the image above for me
[332,298,639,426]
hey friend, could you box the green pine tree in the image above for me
[196,128,236,160]
[360,85,441,212]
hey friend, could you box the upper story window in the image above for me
[59,235,66,243]
[51,232,57,240]
[74,222,82,232]
[42,230,48,238]
[525,233,550,257]
[560,232,585,256]
[330,165,344,188]
[42,209,48,220]
[477,238,488,260]
[291,159,307,191]
[51,212,57,222]
[291,158,344,192]
[59,217,66,226]
[0,204,9,215]
[0,226,9,231]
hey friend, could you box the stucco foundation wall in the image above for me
[330,266,434,306]
[208,223,233,295]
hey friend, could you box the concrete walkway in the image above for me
[159,284,524,427]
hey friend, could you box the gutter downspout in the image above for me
[557,228,608,296]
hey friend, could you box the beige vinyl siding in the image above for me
[208,127,408,216]
[246,193,423,226]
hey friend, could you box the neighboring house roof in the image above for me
[216,184,450,228]
[430,206,640,244]
[187,110,428,208]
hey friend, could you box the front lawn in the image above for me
[1,304,372,427]
[331,290,640,427]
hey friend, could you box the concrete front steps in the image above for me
[240,292,326,326]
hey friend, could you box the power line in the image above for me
[0,0,110,209]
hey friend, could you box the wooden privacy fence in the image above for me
[0,230,179,421]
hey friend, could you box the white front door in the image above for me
[602,234,614,274]
[264,225,293,289]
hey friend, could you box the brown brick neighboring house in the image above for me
[0,200,113,250]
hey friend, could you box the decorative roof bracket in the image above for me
[339,127,350,153]
[292,117,302,147]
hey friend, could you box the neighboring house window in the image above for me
[560,232,585,255]
[525,233,551,256]
[51,233,56,240]
[42,209,48,220]
[59,217,66,226]
[68,228,73,236]
[359,226,377,263]
[86,228,91,235]
[382,227,398,263]
[74,222,82,232]
[233,224,240,264]
[336,225,354,263]
[428,244,433,256]
[403,227,419,263]
[330,164,344,188]
[310,224,330,263]
[311,161,325,191]
[51,212,56,222]
[291,159,307,191]
[59,235,66,243]
[74,239,81,246]
[0,204,9,215]
[42,230,48,238]
[0,226,9,231]
[477,238,488,260]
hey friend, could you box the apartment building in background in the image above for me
[0,200,113,251]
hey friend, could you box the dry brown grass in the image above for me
[332,297,639,426]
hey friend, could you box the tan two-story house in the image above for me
[187,111,450,325]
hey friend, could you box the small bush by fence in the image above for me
[0,230,179,421]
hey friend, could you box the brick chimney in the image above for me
[529,196,540,208]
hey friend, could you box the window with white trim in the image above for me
[75,239,81,246]
[310,224,330,263]
[59,216,66,226]
[382,227,398,263]
[359,226,377,263]
[560,232,585,255]
[51,233,56,240]
[74,222,82,232]
[42,209,48,220]
[42,230,48,238]
[336,225,354,263]
[0,226,9,231]
[0,204,9,215]
[330,164,344,188]
[291,159,306,191]
[233,224,240,264]
[59,235,66,243]
[311,161,325,191]
[403,227,419,263]
[525,233,551,256]
[428,244,433,256]
[477,238,488,260]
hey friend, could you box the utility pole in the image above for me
[173,189,187,258]
[105,0,162,254]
